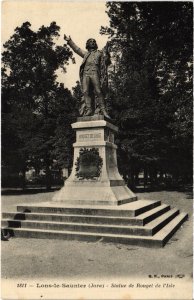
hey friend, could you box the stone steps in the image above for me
[1,213,188,248]
[1,199,188,247]
[2,204,170,226]
[16,199,161,217]
[1,208,179,236]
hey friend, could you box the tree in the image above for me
[2,21,75,188]
[52,83,78,172]
[101,2,193,186]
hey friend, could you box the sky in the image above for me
[2,0,109,89]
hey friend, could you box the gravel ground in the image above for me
[1,189,193,280]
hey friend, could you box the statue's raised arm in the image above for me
[64,34,86,58]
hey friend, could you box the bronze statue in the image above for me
[64,35,111,118]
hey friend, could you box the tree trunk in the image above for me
[144,167,148,190]
[45,162,52,191]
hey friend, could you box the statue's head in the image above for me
[86,38,98,51]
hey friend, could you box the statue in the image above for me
[64,35,111,118]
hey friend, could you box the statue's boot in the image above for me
[84,98,93,116]
[98,98,110,119]
[84,108,93,116]
[102,108,110,119]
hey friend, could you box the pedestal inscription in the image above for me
[78,133,102,141]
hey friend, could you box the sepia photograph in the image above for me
[1,1,193,299]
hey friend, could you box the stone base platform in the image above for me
[52,185,137,206]
[1,199,188,247]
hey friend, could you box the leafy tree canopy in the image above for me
[101,2,193,185]
[2,22,77,188]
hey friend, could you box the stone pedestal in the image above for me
[53,116,137,205]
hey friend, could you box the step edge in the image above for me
[153,212,188,241]
[1,211,163,221]
[0,218,153,230]
[145,208,179,229]
[136,204,170,219]
[0,226,161,240]
[16,200,161,212]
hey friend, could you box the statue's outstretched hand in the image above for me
[64,34,71,41]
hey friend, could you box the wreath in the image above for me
[75,148,103,180]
